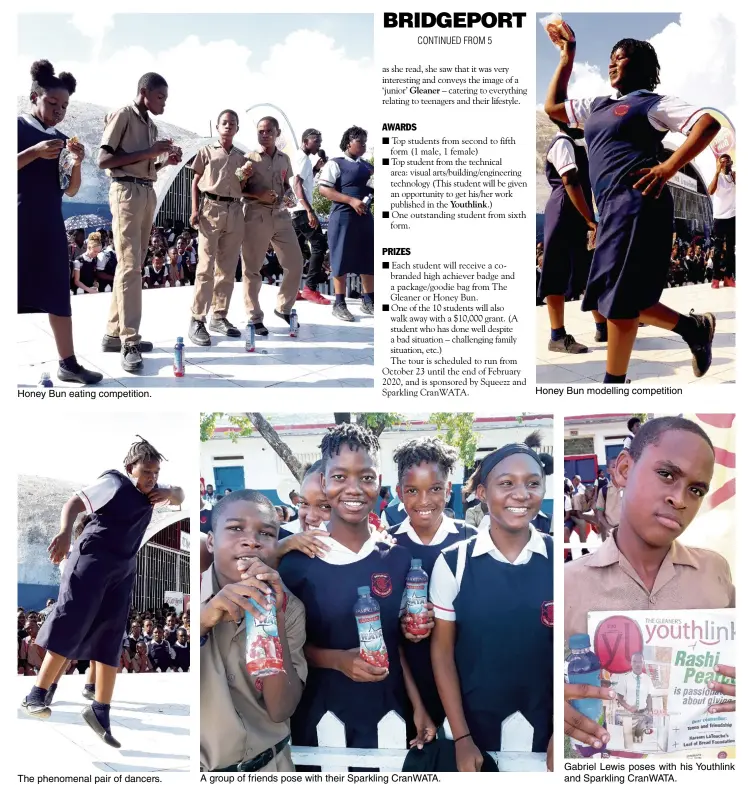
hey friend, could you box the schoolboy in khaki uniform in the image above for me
[200,490,306,772]
[98,72,181,372]
[241,117,303,336]
[188,110,248,346]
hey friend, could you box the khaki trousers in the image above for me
[106,181,156,344]
[241,202,303,323]
[191,198,244,321]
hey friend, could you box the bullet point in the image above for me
[382,157,390,165]
[382,137,389,144]
[382,304,390,311]
[382,211,389,218]
[382,262,390,269]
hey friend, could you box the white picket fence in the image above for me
[291,710,547,772]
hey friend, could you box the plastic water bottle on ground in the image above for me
[354,586,389,670]
[246,324,256,352]
[173,336,185,377]
[289,309,299,338]
[405,559,430,636]
[39,371,53,388]
[245,594,285,677]
[567,633,606,751]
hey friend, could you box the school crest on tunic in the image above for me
[371,573,393,598]
[613,104,630,117]
[541,601,554,627]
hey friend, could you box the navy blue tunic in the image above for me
[580,92,673,319]
[279,542,412,749]
[392,519,476,731]
[443,534,553,753]
[149,640,174,671]
[326,158,374,277]
[17,116,72,316]
[36,470,156,668]
[538,134,593,300]
[173,642,190,671]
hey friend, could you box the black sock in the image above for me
[47,683,57,696]
[27,685,47,704]
[550,326,566,341]
[84,683,95,693]
[59,355,80,371]
[673,313,698,343]
[334,294,346,306]
[603,372,626,383]
[92,700,111,731]
[363,292,374,305]
[595,321,607,334]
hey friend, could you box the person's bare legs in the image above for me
[606,318,639,378]
[34,650,69,689]
[53,660,69,684]
[638,302,679,330]
[86,660,97,687]
[93,661,116,705]
[361,275,374,293]
[48,314,74,359]
[333,276,346,296]
[546,295,565,330]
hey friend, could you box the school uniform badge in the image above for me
[541,601,554,627]
[613,104,630,117]
[371,573,393,598]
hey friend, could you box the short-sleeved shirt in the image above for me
[564,533,735,641]
[318,153,365,189]
[571,492,593,513]
[547,136,578,176]
[712,172,736,220]
[595,484,622,527]
[615,671,654,710]
[565,93,707,136]
[20,637,45,669]
[243,148,292,207]
[289,148,314,213]
[200,564,307,771]
[100,102,158,180]
[192,143,247,199]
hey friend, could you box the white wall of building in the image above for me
[564,416,635,467]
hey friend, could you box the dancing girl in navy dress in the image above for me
[17,60,102,384]
[544,33,721,383]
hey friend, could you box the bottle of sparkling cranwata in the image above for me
[354,586,389,670]
[245,594,285,678]
[173,336,185,377]
[405,559,430,636]
[289,309,299,338]
[567,633,606,753]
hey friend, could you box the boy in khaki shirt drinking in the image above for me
[200,490,306,772]
[188,110,249,346]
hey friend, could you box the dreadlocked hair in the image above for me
[392,436,458,482]
[611,38,661,92]
[319,423,380,463]
[123,435,167,471]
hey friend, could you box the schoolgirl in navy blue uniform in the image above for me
[318,127,374,322]
[430,443,553,772]
[23,437,184,748]
[545,33,721,383]
[390,437,476,734]
[279,424,436,766]
[539,120,605,353]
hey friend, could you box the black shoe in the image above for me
[189,319,212,346]
[21,698,51,719]
[548,334,588,354]
[209,317,241,337]
[251,322,269,337]
[594,326,608,343]
[121,342,143,372]
[685,310,716,377]
[82,688,95,701]
[57,362,104,385]
[273,310,300,328]
[101,335,153,353]
[82,705,121,748]
[332,303,355,322]
[360,301,374,316]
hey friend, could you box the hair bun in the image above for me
[31,59,55,82]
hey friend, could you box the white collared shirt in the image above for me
[77,472,170,514]
[317,531,379,566]
[395,514,460,547]
[283,518,302,535]
[22,113,59,136]
[547,133,579,176]
[430,527,548,621]
[318,152,364,188]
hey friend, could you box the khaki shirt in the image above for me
[100,102,158,180]
[200,565,308,771]
[564,533,735,641]
[595,484,622,527]
[193,143,247,199]
[571,492,593,513]
[243,148,292,207]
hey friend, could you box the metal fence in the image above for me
[132,542,189,612]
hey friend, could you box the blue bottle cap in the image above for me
[357,586,371,596]
[569,633,592,649]
[176,336,184,343]
[411,559,422,568]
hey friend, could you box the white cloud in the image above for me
[18,28,374,154]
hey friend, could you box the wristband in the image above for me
[454,733,471,743]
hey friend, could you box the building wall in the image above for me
[564,415,634,467]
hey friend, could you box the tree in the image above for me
[355,413,405,437]
[429,413,479,468]
[312,185,331,217]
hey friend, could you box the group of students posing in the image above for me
[540,32,727,383]
[200,424,554,773]
[18,60,374,385]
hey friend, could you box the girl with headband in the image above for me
[430,442,553,772]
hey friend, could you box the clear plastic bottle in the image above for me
[246,323,256,352]
[405,559,430,636]
[39,371,53,388]
[567,633,606,749]
[354,586,389,669]
[289,308,299,338]
[245,594,285,677]
[173,336,185,377]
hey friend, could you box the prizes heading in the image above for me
[384,12,526,28]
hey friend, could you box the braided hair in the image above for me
[123,435,166,473]
[30,59,77,99]
[319,422,380,464]
[339,125,368,152]
[611,38,661,92]
[392,436,458,482]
